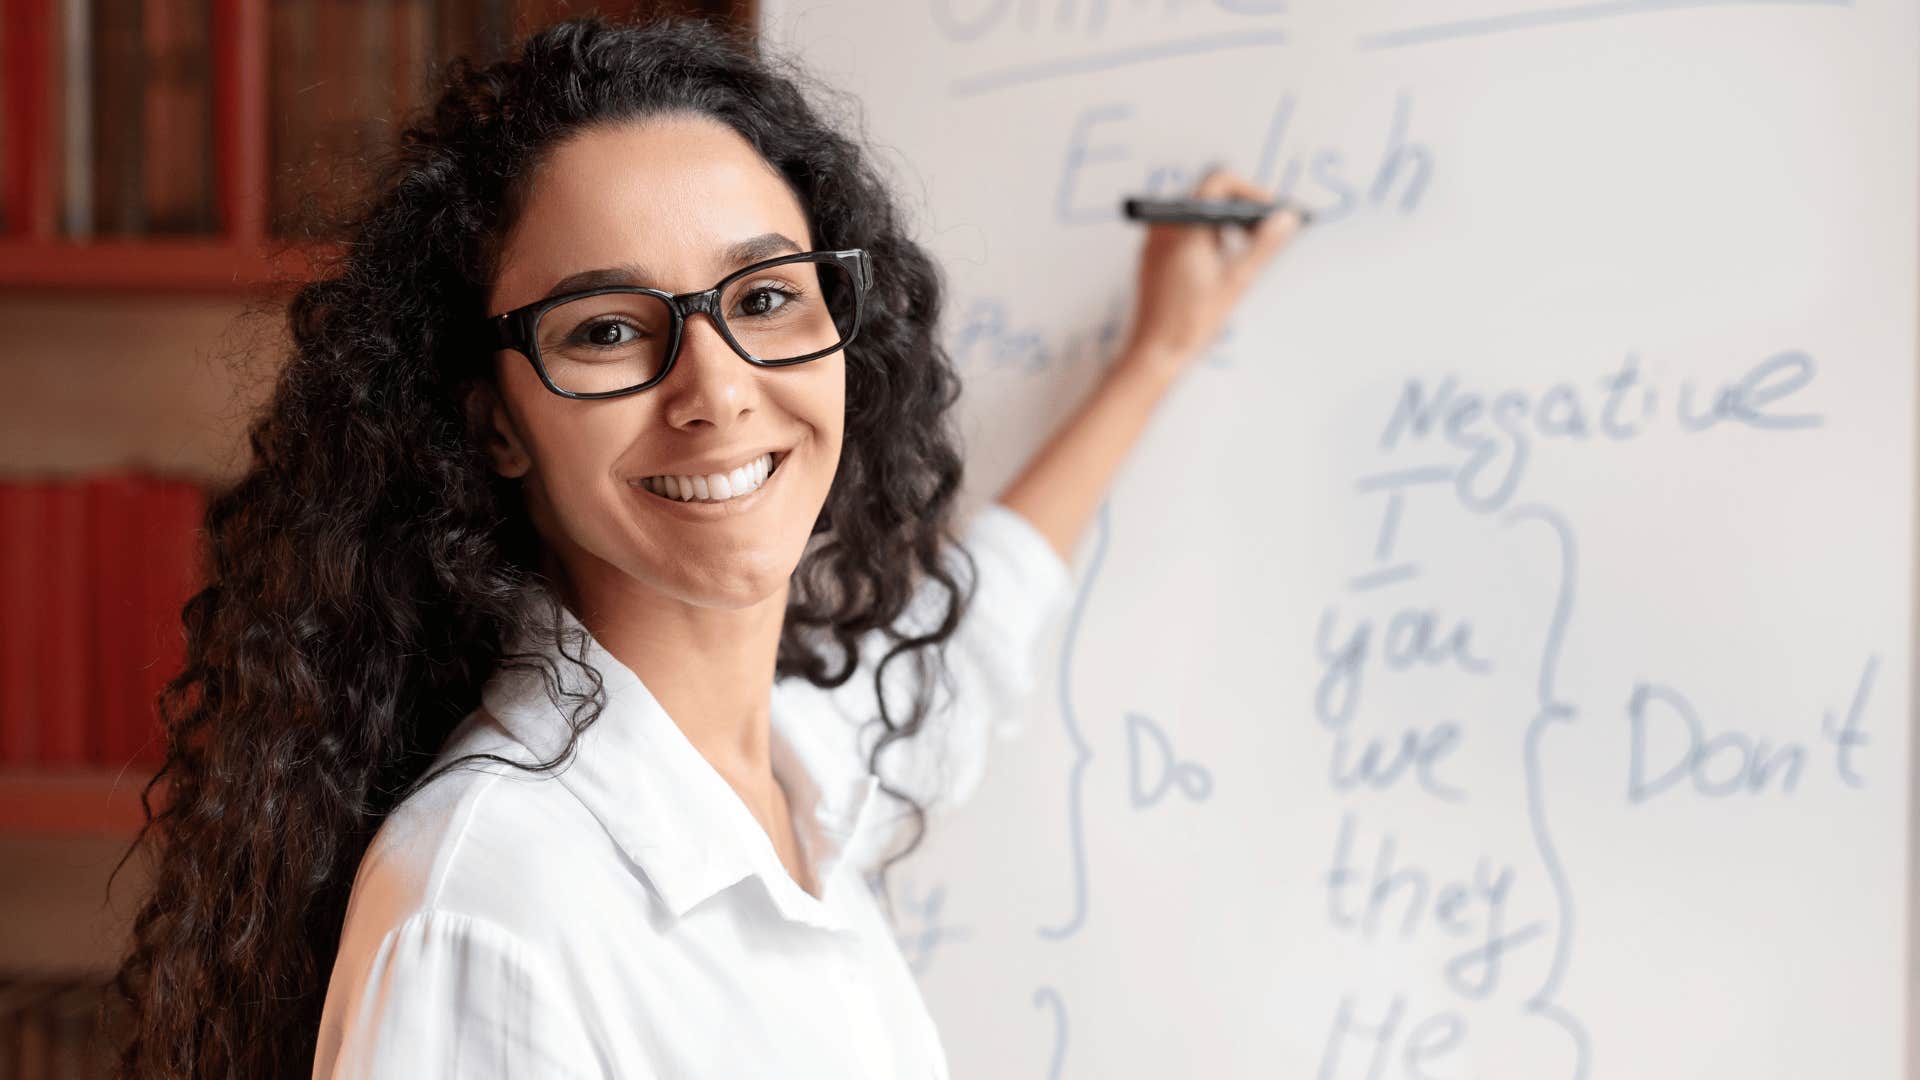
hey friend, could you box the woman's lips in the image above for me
[628,449,788,510]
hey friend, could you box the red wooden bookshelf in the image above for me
[0,0,752,293]
[0,0,324,291]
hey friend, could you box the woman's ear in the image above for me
[465,381,532,479]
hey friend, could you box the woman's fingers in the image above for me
[1230,201,1302,293]
[1193,164,1277,203]
[1193,164,1248,199]
[1192,166,1246,253]
[1188,165,1302,294]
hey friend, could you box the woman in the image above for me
[108,13,1300,1078]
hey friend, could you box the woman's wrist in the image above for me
[1112,335,1194,391]
[993,335,1191,566]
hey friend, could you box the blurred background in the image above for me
[0,1,753,1073]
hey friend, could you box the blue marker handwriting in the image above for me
[1056,91,1431,226]
[1381,349,1822,511]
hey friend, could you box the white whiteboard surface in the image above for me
[756,3,1917,1077]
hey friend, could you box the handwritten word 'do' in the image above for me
[1125,711,1215,808]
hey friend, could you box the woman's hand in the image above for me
[1118,165,1304,379]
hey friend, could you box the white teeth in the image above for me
[636,452,776,503]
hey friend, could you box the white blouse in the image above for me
[310,500,1074,1079]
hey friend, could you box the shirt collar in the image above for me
[474,583,881,935]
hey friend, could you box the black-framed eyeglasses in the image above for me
[481,248,873,399]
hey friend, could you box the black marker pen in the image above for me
[1121,196,1312,228]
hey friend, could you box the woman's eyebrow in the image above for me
[723,231,804,268]
[536,232,804,301]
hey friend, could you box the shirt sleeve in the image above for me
[313,909,611,1080]
[843,500,1076,822]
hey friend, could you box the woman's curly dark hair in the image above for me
[106,13,984,1077]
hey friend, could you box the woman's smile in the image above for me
[627,448,791,517]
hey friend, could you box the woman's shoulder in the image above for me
[340,708,621,950]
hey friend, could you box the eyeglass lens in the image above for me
[533,258,859,395]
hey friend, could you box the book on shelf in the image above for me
[49,0,216,238]
[35,482,90,766]
[0,472,207,773]
[143,0,217,234]
[0,484,45,764]
[85,472,148,767]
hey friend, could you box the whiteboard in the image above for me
[756,3,1918,1077]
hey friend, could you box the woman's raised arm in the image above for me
[996,166,1304,564]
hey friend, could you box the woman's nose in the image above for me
[659,309,758,424]
[677,308,743,371]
